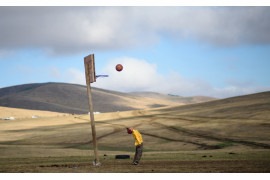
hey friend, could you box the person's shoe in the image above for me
[133,162,138,165]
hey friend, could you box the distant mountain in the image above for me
[160,90,270,120]
[0,82,216,114]
[130,92,217,104]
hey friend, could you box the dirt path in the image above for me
[1,159,269,173]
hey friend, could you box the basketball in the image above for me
[116,64,123,71]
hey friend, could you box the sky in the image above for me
[0,5,270,98]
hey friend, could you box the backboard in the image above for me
[84,54,96,84]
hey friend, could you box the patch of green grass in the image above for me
[98,145,134,152]
[70,144,134,152]
[216,142,234,148]
[0,140,21,145]
[72,144,91,150]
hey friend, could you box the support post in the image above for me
[84,54,100,166]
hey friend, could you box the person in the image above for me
[126,127,143,165]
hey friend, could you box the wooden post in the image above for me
[84,54,100,166]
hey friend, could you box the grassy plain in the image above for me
[0,92,270,172]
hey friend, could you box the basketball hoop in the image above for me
[96,75,109,78]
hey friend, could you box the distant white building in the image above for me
[88,112,101,114]
[4,117,15,120]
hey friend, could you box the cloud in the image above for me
[93,57,162,92]
[0,7,270,55]
[48,66,61,78]
[86,56,202,94]
[91,57,270,98]
[15,64,33,74]
[7,56,270,98]
[225,78,255,87]
[212,86,270,98]
[64,68,85,85]
[0,49,14,60]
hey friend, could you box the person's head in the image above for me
[126,127,133,134]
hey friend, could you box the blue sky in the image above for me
[0,6,270,98]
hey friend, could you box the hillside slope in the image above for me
[0,106,68,119]
[158,90,270,119]
[0,90,269,159]
[0,82,217,114]
[0,82,184,114]
[131,92,217,104]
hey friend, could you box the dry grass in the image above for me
[0,106,68,119]
[0,91,270,172]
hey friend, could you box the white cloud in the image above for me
[225,78,255,87]
[91,57,270,98]
[64,68,85,85]
[94,57,162,92]
[211,86,270,98]
[10,57,269,98]
[0,7,269,55]
[15,64,33,74]
[48,66,61,78]
[0,50,14,60]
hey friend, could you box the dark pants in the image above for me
[133,143,143,164]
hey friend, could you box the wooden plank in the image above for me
[84,54,100,166]
[84,54,96,83]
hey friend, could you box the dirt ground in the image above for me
[0,151,270,173]
[33,160,270,173]
[1,159,269,173]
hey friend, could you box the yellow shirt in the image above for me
[132,129,143,146]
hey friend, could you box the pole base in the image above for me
[93,161,102,166]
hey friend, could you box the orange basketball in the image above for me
[116,64,123,71]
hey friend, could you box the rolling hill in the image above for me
[131,91,217,104]
[0,90,269,153]
[0,90,269,172]
[0,82,215,114]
